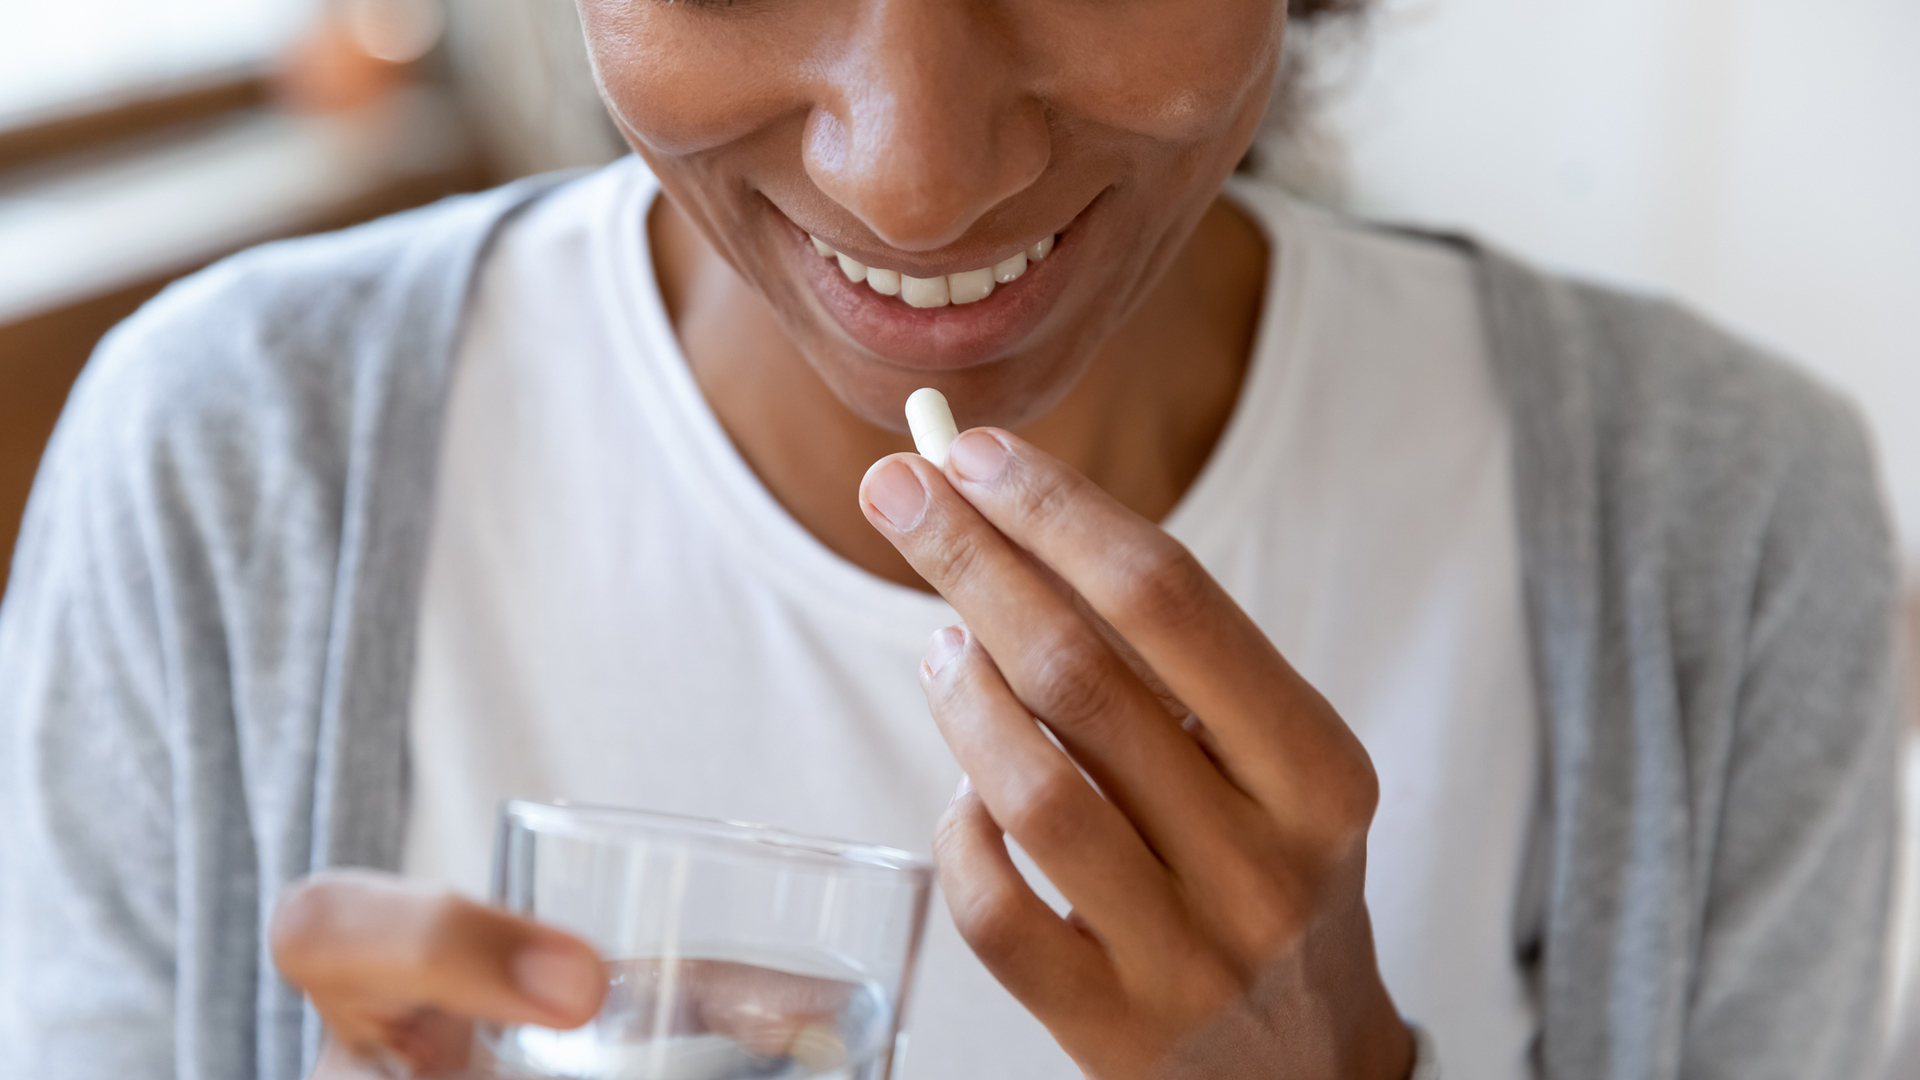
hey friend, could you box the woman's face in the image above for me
[581,0,1286,431]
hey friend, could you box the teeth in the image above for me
[808,232,1057,308]
[948,267,995,305]
[900,274,950,308]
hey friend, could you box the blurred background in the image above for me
[0,0,1915,1064]
[0,0,626,605]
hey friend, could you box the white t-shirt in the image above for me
[403,157,1540,1080]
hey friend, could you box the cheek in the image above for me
[580,1,1278,164]
[577,3,811,157]
[1040,1,1284,144]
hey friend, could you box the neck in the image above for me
[649,192,1268,591]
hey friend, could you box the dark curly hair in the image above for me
[1246,0,1372,169]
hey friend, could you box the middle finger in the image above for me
[921,623,1186,956]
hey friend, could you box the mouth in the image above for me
[782,199,1093,372]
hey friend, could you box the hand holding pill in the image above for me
[859,391,1412,1080]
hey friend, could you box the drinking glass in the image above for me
[480,800,934,1080]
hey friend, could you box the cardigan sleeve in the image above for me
[1678,388,1901,1080]
[0,325,188,1079]
[0,253,329,1080]
[1,177,562,1080]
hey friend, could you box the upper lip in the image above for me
[780,201,1089,278]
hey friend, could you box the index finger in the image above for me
[860,450,1247,875]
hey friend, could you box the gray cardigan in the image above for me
[0,170,1902,1080]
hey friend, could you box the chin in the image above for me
[804,340,1097,436]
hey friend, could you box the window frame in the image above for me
[0,67,270,172]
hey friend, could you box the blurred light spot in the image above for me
[345,0,444,64]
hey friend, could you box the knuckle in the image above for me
[1307,749,1381,853]
[929,812,1032,966]
[1232,882,1312,961]
[1156,938,1248,1011]
[917,519,994,590]
[949,883,1029,965]
[1192,850,1312,966]
[997,768,1093,853]
[1004,454,1083,529]
[1338,756,1382,831]
[1103,536,1212,632]
[1026,628,1124,730]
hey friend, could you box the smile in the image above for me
[806,233,1057,309]
[782,192,1099,372]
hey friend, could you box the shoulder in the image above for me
[10,171,585,637]
[1482,249,1872,489]
[1477,245,1897,777]
[1470,247,1886,574]
[69,173,578,469]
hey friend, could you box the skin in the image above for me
[863,431,1410,1079]
[271,0,1413,1076]
[627,0,1275,587]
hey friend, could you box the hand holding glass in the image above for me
[482,801,932,1080]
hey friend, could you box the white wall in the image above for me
[1317,0,1920,568]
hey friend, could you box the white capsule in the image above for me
[905,387,959,468]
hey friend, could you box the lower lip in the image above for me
[791,215,1086,372]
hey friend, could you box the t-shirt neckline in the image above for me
[590,160,1308,641]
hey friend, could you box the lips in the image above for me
[783,203,1091,372]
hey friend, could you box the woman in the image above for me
[0,0,1900,1077]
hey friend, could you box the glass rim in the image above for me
[500,798,934,878]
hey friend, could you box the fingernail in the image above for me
[947,431,1008,484]
[512,943,603,1017]
[950,773,972,804]
[924,625,966,677]
[866,459,929,530]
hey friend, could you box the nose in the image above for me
[804,1,1050,253]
